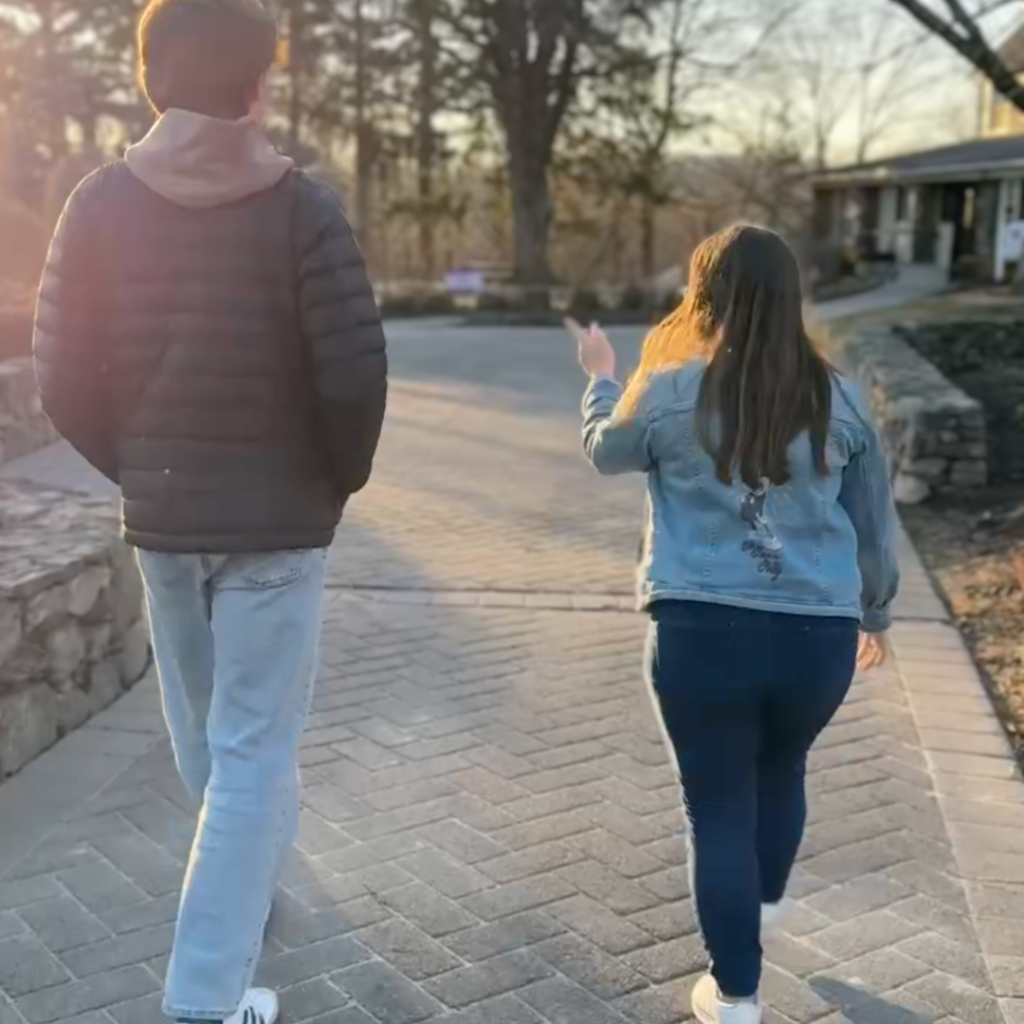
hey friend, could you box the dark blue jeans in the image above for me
[646,601,858,1000]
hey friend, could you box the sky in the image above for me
[686,0,1023,166]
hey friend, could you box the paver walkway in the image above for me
[2,321,1024,1024]
[811,265,949,325]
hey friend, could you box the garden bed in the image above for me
[903,488,1024,761]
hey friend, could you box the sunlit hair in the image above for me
[618,225,833,488]
[138,0,277,119]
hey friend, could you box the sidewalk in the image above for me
[812,265,949,325]
[2,322,1024,1024]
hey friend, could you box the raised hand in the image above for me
[565,317,616,380]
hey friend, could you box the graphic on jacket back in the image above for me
[740,480,782,581]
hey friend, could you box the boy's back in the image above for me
[33,5,386,1024]
[36,113,385,552]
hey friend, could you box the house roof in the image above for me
[813,134,1024,188]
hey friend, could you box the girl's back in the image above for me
[599,360,898,628]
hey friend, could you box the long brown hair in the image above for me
[619,225,832,488]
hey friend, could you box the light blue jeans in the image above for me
[138,549,328,1021]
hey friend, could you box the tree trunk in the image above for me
[510,178,553,284]
[414,0,438,280]
[507,143,554,285]
[354,0,374,266]
[417,161,436,280]
[640,200,656,282]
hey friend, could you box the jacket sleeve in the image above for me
[838,416,901,634]
[297,184,387,497]
[33,173,119,483]
[582,377,653,475]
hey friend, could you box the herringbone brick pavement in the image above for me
[1,322,1022,1024]
[0,593,1013,1024]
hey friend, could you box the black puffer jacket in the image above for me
[34,162,387,553]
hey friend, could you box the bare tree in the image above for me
[780,16,847,169]
[750,0,957,169]
[408,0,442,276]
[886,0,1024,112]
[384,0,471,278]
[0,0,145,207]
[563,0,785,280]
[434,0,664,285]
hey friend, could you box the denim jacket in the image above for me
[583,362,899,632]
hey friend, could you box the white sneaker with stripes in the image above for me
[223,989,279,1024]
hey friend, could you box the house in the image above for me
[811,25,1024,283]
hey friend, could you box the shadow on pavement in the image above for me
[811,977,936,1024]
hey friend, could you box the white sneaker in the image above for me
[691,974,761,1024]
[224,989,279,1024]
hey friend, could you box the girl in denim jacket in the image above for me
[569,225,898,1024]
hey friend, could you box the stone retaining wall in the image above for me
[0,357,57,465]
[827,323,987,504]
[895,319,1024,484]
[0,481,149,778]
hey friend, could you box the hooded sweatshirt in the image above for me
[125,108,294,208]
[34,106,387,553]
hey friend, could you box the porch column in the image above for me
[995,178,1023,283]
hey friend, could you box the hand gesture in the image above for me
[565,317,616,380]
[856,632,887,672]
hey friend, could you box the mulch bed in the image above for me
[902,487,1024,760]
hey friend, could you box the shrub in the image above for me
[476,292,510,312]
[838,245,861,278]
[952,255,986,283]
[417,293,455,315]
[568,287,602,317]
[507,287,552,313]
[619,283,648,312]
[657,289,684,318]
[378,291,456,318]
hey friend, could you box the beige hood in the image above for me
[125,109,293,209]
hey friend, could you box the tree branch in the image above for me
[888,0,1024,112]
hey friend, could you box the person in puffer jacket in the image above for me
[33,3,387,1023]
